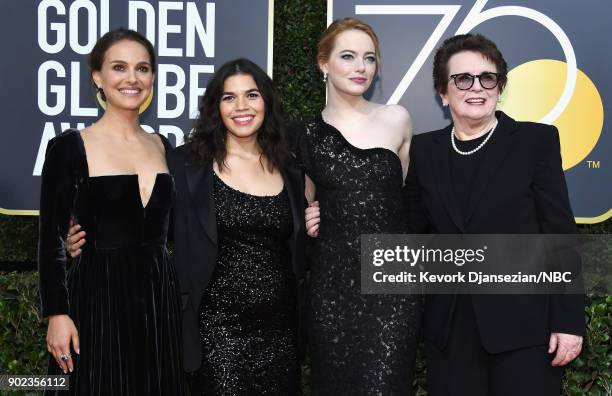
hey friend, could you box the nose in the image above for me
[126,67,137,83]
[471,76,484,91]
[235,94,248,110]
[355,58,366,72]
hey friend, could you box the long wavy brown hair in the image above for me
[186,58,290,172]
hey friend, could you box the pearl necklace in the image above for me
[451,119,498,156]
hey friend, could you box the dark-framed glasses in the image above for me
[449,72,500,90]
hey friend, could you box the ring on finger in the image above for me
[60,353,70,362]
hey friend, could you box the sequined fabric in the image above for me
[190,173,300,395]
[292,116,423,395]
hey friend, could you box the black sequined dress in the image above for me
[190,173,300,395]
[292,115,422,395]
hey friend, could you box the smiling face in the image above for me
[219,73,265,140]
[92,39,154,112]
[441,50,499,127]
[320,29,377,96]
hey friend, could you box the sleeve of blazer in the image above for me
[403,135,430,233]
[287,121,313,178]
[532,125,584,336]
[38,133,78,317]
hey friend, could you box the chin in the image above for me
[341,85,369,96]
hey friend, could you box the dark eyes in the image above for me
[111,64,150,72]
[222,92,261,102]
[340,53,376,63]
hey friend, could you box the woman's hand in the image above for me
[305,201,320,237]
[47,315,80,373]
[549,332,583,366]
[66,221,86,258]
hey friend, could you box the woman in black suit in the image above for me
[68,58,306,395]
[404,33,584,395]
[169,58,305,395]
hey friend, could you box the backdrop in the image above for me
[1,0,610,224]
[0,0,273,215]
[330,0,611,224]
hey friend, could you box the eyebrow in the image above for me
[109,60,152,66]
[339,49,376,55]
[222,88,260,95]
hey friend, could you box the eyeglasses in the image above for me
[449,72,501,90]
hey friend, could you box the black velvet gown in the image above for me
[188,173,300,395]
[291,116,423,395]
[38,131,184,395]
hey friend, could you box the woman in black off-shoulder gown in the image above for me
[292,116,422,395]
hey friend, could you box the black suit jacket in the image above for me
[168,145,307,372]
[404,111,584,353]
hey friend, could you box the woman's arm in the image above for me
[38,133,81,373]
[532,124,584,366]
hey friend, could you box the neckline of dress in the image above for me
[74,130,170,210]
[213,171,285,198]
[316,114,403,167]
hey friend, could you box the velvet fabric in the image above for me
[38,131,184,395]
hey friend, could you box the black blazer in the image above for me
[404,111,584,353]
[167,145,307,372]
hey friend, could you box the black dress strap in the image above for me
[155,133,174,155]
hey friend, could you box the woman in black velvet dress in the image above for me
[291,18,422,395]
[38,29,184,395]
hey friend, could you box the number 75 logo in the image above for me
[350,0,603,171]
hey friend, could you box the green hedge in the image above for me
[1,0,610,394]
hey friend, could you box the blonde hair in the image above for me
[317,18,381,70]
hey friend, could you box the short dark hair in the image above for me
[433,33,508,95]
[186,58,290,172]
[88,28,156,100]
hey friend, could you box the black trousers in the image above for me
[425,295,564,396]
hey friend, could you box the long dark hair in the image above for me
[187,58,289,171]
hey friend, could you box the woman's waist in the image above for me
[80,239,168,252]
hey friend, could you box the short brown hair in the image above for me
[317,18,381,71]
[433,33,508,94]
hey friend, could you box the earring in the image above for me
[96,86,106,101]
[323,73,328,83]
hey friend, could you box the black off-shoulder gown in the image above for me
[38,131,184,395]
[291,116,422,395]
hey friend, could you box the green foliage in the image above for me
[0,271,47,375]
[0,0,610,394]
[0,215,37,262]
[273,0,327,122]
[563,295,612,395]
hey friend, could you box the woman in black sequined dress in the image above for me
[172,59,306,395]
[290,19,422,395]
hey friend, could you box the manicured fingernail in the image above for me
[76,349,80,354]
